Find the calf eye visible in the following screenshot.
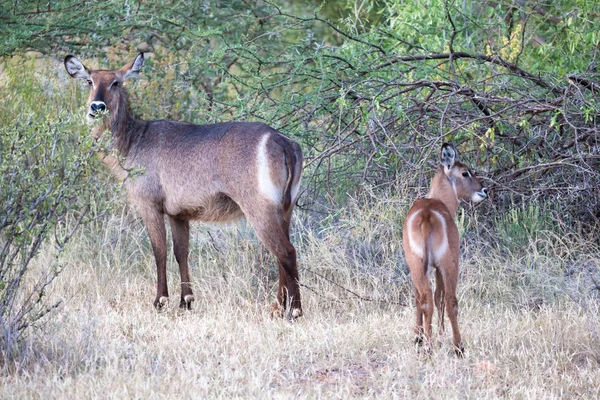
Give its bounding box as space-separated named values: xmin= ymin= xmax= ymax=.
xmin=462 ymin=171 xmax=470 ymax=177
xmin=112 ymin=81 xmax=120 ymax=88
xmin=86 ymin=79 xmax=92 ymax=86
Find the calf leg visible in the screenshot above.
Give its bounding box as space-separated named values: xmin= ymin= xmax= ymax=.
xmin=438 ymin=262 xmax=463 ymax=357
xmin=414 ymin=286 xmax=424 ymax=345
xmin=140 ymin=210 xmax=168 ymax=310
xmin=407 ymin=253 xmax=432 ymax=346
xmin=413 ymin=274 xmax=434 ymax=347
xmin=434 ymin=268 xmax=445 ymax=335
xmin=445 ymin=286 xmax=463 ymax=356
xmin=169 ymin=217 xmax=194 ymax=310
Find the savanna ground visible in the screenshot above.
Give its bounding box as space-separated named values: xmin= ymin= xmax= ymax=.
xmin=2 ymin=189 xmax=600 ymax=399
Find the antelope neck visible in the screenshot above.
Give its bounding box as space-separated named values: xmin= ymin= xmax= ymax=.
xmin=102 ymin=90 xmax=147 ymax=157
xmin=427 ymin=168 xmax=459 ymax=218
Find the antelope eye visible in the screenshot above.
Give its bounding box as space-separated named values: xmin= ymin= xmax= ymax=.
xmin=462 ymin=171 xmax=470 ymax=177
xmin=86 ymin=79 xmax=92 ymax=86
xmin=112 ymin=81 xmax=121 ymax=88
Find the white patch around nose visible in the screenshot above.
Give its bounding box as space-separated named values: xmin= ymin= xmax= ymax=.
xmin=407 ymin=209 xmax=424 ymax=259
xmin=88 ymin=101 xmax=107 ymax=118
xmin=472 ymin=192 xmax=487 ymax=202
xmin=431 ymin=210 xmax=449 ymax=261
xmin=257 ymin=134 xmax=283 ymax=204
xmin=90 ymin=101 xmax=105 ymax=109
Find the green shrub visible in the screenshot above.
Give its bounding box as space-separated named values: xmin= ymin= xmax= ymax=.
xmin=0 ymin=56 xmax=101 ymax=358
xmin=495 ymin=202 xmax=556 ymax=254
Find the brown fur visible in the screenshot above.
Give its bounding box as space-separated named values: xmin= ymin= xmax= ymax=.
xmin=65 ymin=53 xmax=304 ymax=318
xmin=402 ymin=143 xmax=487 ymax=356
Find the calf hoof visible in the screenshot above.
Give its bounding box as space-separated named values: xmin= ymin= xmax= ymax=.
xmin=180 ymin=294 xmax=195 ymax=310
xmin=153 ymin=296 xmax=169 ymax=310
xmin=271 ymin=303 xmax=283 ymax=319
xmin=414 ymin=335 xmax=424 ymax=346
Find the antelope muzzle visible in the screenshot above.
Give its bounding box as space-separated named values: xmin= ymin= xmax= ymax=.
xmin=89 ymin=101 xmax=107 ymax=118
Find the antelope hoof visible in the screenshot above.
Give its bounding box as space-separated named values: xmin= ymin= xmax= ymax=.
xmin=455 ymin=344 xmax=465 ymax=358
xmin=154 ymin=296 xmax=169 ymax=310
xmin=284 ymin=307 xmax=303 ymax=321
xmin=271 ymin=302 xmax=303 ymax=320
xmin=180 ymin=294 xmax=195 ymax=310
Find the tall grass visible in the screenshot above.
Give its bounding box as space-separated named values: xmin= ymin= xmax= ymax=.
xmin=1 ymin=184 xmax=599 ymax=398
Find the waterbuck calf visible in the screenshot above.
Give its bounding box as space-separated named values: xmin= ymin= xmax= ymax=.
xmin=403 ymin=143 xmax=487 ymax=355
xmin=65 ymin=53 xmax=303 ymax=318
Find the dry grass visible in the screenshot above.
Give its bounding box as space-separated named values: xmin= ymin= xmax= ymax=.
xmin=1 ymin=194 xmax=600 ymax=399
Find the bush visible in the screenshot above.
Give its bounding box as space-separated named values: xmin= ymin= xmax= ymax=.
xmin=0 ymin=57 xmax=99 ymax=358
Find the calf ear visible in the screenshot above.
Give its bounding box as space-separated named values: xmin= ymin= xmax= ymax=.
xmin=122 ymin=53 xmax=144 ymax=80
xmin=441 ymin=143 xmax=458 ymax=172
xmin=64 ymin=56 xmax=90 ymax=80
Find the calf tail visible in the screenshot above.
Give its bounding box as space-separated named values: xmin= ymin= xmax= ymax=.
xmin=420 ymin=218 xmax=432 ymax=273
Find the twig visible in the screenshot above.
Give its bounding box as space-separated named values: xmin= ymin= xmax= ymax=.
xmin=302 ymin=267 xmax=406 ymax=306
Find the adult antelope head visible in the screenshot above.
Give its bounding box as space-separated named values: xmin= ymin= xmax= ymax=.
xmin=65 ymin=53 xmax=143 ymax=133
xmin=65 ymin=53 xmax=304 ymax=319
xmin=402 ymin=143 xmax=487 ymax=356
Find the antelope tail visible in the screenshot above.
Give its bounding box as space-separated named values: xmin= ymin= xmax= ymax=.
xmin=282 ymin=145 xmax=296 ymax=210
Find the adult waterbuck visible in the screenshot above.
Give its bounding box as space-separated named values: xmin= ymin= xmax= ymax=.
xmin=403 ymin=143 xmax=487 ymax=356
xmin=64 ymin=53 xmax=304 ymax=318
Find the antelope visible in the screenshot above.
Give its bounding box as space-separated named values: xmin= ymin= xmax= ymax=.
xmin=402 ymin=143 xmax=487 ymax=356
xmin=64 ymin=53 xmax=304 ymax=319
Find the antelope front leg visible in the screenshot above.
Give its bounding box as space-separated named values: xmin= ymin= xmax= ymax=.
xmin=141 ymin=211 xmax=169 ymax=310
xmin=169 ymin=217 xmax=194 ymax=310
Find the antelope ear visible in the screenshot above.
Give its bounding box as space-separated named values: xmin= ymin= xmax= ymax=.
xmin=122 ymin=53 xmax=144 ymax=80
xmin=64 ymin=55 xmax=90 ymax=80
xmin=440 ymin=143 xmax=458 ymax=172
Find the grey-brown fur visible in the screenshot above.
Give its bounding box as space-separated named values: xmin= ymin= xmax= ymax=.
xmin=64 ymin=53 xmax=304 ymax=318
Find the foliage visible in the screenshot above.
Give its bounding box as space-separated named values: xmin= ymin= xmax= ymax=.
xmin=494 ymin=202 xmax=555 ymax=253
xmin=3 ymin=1 xmax=599 ymax=223
xmin=0 ymin=57 xmax=101 ymax=356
